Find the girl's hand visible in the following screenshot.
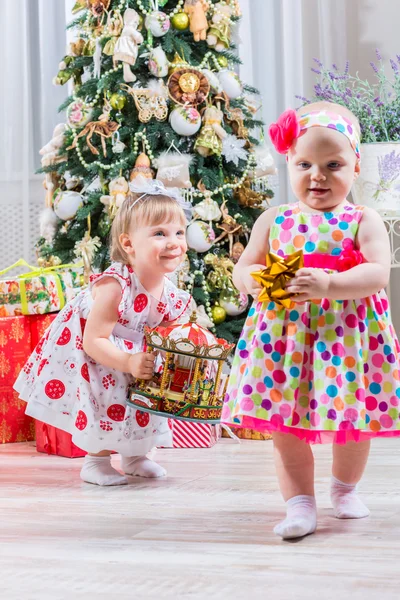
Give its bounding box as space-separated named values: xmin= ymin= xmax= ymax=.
xmin=242 ymin=264 xmax=266 ymax=300
xmin=128 ymin=352 xmax=156 ymax=379
xmin=286 ymin=268 xmax=330 ymax=302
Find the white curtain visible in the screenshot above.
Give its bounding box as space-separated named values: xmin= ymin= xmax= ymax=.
xmin=0 ymin=0 xmax=68 ymax=268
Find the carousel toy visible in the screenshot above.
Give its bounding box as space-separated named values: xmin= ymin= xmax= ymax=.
xmin=127 ymin=312 xmax=234 ymax=423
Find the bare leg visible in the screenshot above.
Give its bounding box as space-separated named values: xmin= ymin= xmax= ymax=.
xmin=331 ymin=440 xmax=371 ymax=518
xmin=272 ymin=432 xmax=317 ymax=539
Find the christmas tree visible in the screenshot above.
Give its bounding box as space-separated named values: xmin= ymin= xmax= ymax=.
xmin=38 ymin=0 xmax=275 ymax=342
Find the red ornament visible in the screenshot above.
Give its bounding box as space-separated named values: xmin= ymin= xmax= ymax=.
xmin=45 ymin=379 xmax=66 ymax=400
xmin=134 ymin=293 xmax=149 ymax=313
xmin=107 ymin=404 xmax=125 ymax=422
xmin=336 ymin=248 xmax=365 ymax=272
xmin=75 ymin=410 xmax=88 ymax=430
xmin=56 ymin=327 xmax=72 ymax=346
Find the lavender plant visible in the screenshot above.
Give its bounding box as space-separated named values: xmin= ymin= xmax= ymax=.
xmin=299 ymin=50 xmax=400 ymax=143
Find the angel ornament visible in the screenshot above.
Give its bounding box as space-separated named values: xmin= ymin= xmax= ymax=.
xmin=113 ymin=8 xmax=144 ymax=82
xmin=194 ymin=104 xmax=226 ymax=157
xmin=193 ymin=183 xmax=222 ymax=223
xmin=213 ymin=200 xmax=243 ymax=257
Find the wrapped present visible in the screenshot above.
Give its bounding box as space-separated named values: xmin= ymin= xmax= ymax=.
xmin=29 ymin=313 xmax=58 ymax=350
xmin=0 ymin=258 xmax=83 ymax=316
xmin=222 ymin=427 xmax=272 ymax=440
xmin=0 ymin=315 xmax=35 ymax=443
xmin=163 ymin=420 xmax=221 ymax=448
xmin=35 ymin=421 xmax=86 ymax=458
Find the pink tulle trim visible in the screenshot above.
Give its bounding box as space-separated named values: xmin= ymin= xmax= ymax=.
xmin=223 ymin=416 xmax=400 ymax=445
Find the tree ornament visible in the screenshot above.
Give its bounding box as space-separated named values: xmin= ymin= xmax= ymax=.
xmin=129 ymin=153 xmax=155 ymax=181
xmin=202 ymin=69 xmax=223 ymax=94
xmin=166 ymin=254 xmax=191 ymax=288
xmin=110 ymin=91 xmax=126 ymax=111
xmin=145 ymin=11 xmax=171 ymax=37
xmin=218 ymin=69 xmax=243 ymax=99
xmin=98 ymin=212 xmax=112 ymax=237
xmin=217 ymin=55 xmax=228 ymax=68
xmin=211 ymin=304 xmax=226 ymax=324
xmin=53 ymin=190 xmax=83 ymax=221
xmin=194 ymin=105 xmax=227 ymax=157
xmin=69 ymin=38 xmax=86 ymax=56
xmin=219 ymin=288 xmax=248 ymax=316
xmin=68 ymin=115 xmax=120 ymax=157
xmin=184 ymin=0 xmax=209 ymax=42
xmin=235 ymin=179 xmax=270 ymax=208
xmin=103 ymin=10 xmax=124 ymax=56
xmin=66 ymin=99 xmax=94 ymax=129
xmin=171 ymin=11 xmax=190 ymax=30
xmin=155 ymin=151 xmax=193 ymax=189
xmin=204 ymin=253 xmax=234 ymax=292
xmin=231 ymin=241 xmax=245 ymax=263
xmin=86 ymin=0 xmax=110 ymax=18
xmin=222 ymin=133 xmax=248 ymax=166
xmin=251 ymin=144 xmax=277 ymax=178
xmin=123 ymin=80 xmax=168 ymax=122
xmin=186 ymin=221 xmax=216 ymax=253
xmin=207 ymin=1 xmax=234 ymax=52
xmin=168 ymin=52 xmax=189 ymax=75
xmin=114 ymin=9 xmax=144 ymax=83
xmin=169 ymin=106 xmax=202 ymax=136
xmin=72 ymin=0 xmax=86 ymax=14
xmin=193 ymin=184 xmax=222 ymax=221
xmin=100 ymin=176 xmax=129 ymax=218
xmin=212 ymin=200 xmax=243 ymax=256
xmin=168 ymin=68 xmax=210 ymax=106
xmin=111 ymin=130 xmax=126 ymax=154
xmin=148 ymin=46 xmax=169 ymax=78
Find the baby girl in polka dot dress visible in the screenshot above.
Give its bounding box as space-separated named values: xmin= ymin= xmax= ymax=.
xmin=223 ymin=101 xmax=400 ymax=539
xmin=15 ymin=181 xmax=191 ymax=486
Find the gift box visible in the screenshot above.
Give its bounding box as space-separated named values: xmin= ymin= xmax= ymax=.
xmin=35 ymin=420 xmax=86 ymax=458
xmin=164 ymin=420 xmax=221 ymax=448
xmin=0 ymin=258 xmax=83 ymax=317
xmin=29 ymin=313 xmax=57 ymax=350
xmin=0 ymin=315 xmax=35 ymax=443
xmin=222 ymin=427 xmax=272 ymax=440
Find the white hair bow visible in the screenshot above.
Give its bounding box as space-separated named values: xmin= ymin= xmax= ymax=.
xmin=128 ymin=176 xmax=193 ymax=219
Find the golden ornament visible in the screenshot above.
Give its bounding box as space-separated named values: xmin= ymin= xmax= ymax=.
xmin=211 ymin=305 xmax=227 ymax=325
xmin=217 ymin=55 xmax=228 ymax=68
xmin=251 ymin=251 xmax=304 ymax=308
xmin=171 ymin=12 xmax=190 ymax=30
xmin=129 ymin=153 xmax=155 ymax=181
xmin=168 ymin=53 xmax=189 ymax=75
xmin=231 ymin=242 xmax=245 ymax=263
xmin=110 ymin=92 xmax=126 ymax=111
xmin=179 ymin=72 xmax=201 ymax=93
xmin=122 ymin=84 xmax=168 ymax=123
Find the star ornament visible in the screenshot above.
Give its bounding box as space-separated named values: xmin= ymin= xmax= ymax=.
xmin=251 ymin=250 xmax=304 ymax=308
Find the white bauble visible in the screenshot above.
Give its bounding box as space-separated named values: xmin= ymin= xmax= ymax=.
xmin=145 ymin=11 xmax=170 ymax=37
xmin=53 ymin=191 xmax=83 ymax=220
xmin=202 ymin=69 xmax=223 ymax=94
xmin=218 ymin=69 xmax=243 ymax=99
xmin=148 ymin=46 xmax=169 ymax=77
xmin=219 ymin=291 xmax=249 ymax=316
xmin=169 ymin=106 xmax=202 ymax=136
xmin=186 ymin=221 xmax=216 ymax=253
xmin=66 ymin=99 xmax=93 ymax=129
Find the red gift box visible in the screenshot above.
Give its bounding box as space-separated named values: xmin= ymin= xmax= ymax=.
xmin=164 ymin=420 xmax=221 ymax=448
xmin=0 ymin=316 xmax=35 ymax=443
xmin=29 ymin=313 xmax=57 ymax=350
xmin=35 ymin=420 xmax=86 ymax=458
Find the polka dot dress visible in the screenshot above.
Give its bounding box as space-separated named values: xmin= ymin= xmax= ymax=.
xmin=222 ymin=203 xmax=400 ymax=444
xmin=14 ymin=263 xmax=191 ymax=454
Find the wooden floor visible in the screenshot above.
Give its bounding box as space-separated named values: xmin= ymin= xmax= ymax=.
xmin=1 ymin=439 xmax=400 ymax=600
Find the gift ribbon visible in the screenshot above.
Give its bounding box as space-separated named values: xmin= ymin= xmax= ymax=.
xmin=0 ymin=258 xmax=83 ymax=315
xmin=251 ymin=250 xmax=304 ymax=309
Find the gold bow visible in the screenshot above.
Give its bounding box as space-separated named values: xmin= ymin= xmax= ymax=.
xmin=251 ymin=250 xmax=304 ymax=308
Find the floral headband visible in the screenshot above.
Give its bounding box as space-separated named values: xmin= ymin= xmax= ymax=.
xmin=269 ymin=109 xmax=361 ymax=162
xmin=128 ymin=176 xmax=193 ymax=219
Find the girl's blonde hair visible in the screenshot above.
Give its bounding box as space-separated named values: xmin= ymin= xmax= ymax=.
xmin=110 ymin=192 xmax=187 ymax=264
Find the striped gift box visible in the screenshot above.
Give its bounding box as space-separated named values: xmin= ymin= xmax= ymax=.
xmin=167 ymin=421 xmax=221 ymax=448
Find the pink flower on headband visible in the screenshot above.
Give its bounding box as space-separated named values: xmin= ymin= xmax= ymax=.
xmin=269 ymin=109 xmax=300 ymax=154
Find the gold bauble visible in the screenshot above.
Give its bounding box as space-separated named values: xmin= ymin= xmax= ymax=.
xmin=211 ymin=305 xmax=227 ymax=325
xmin=110 ymin=92 xmax=126 ymax=111
xmin=179 ymin=72 xmax=200 ymax=93
xmin=217 ymin=56 xmax=229 ymax=68
xmin=37 ymin=257 xmax=46 ymax=268
xmin=168 ymin=53 xmax=189 ymax=75
xmin=171 ymin=12 xmax=190 ymax=30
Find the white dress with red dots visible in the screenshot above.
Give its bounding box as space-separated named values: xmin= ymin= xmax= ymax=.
xmin=14 ymin=262 xmax=191 ymax=454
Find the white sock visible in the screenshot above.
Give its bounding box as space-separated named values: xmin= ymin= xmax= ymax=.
xmin=274 ymin=495 xmax=317 ymax=540
xmin=121 ymin=456 xmax=167 ymax=478
xmin=331 ymin=476 xmax=370 ymax=519
xmin=80 ymin=455 xmax=128 ymax=486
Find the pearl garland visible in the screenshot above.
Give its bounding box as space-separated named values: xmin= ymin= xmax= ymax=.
xmin=186 ymin=269 xmax=217 ymax=333
xmin=210 ymin=0 xmax=242 ymax=18
xmin=132 ymin=131 xmax=155 ymax=162
xmin=168 ymin=51 xmax=225 ymax=72
xmin=72 ymin=64 xmax=123 ymax=109
xmin=136 ymin=0 xmax=185 ymax=17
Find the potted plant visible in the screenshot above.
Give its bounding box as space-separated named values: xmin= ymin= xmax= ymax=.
xmin=300 ymin=50 xmax=400 ymax=215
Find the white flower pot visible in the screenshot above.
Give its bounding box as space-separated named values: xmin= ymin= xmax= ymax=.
xmin=352 ymin=142 xmax=400 ymax=215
